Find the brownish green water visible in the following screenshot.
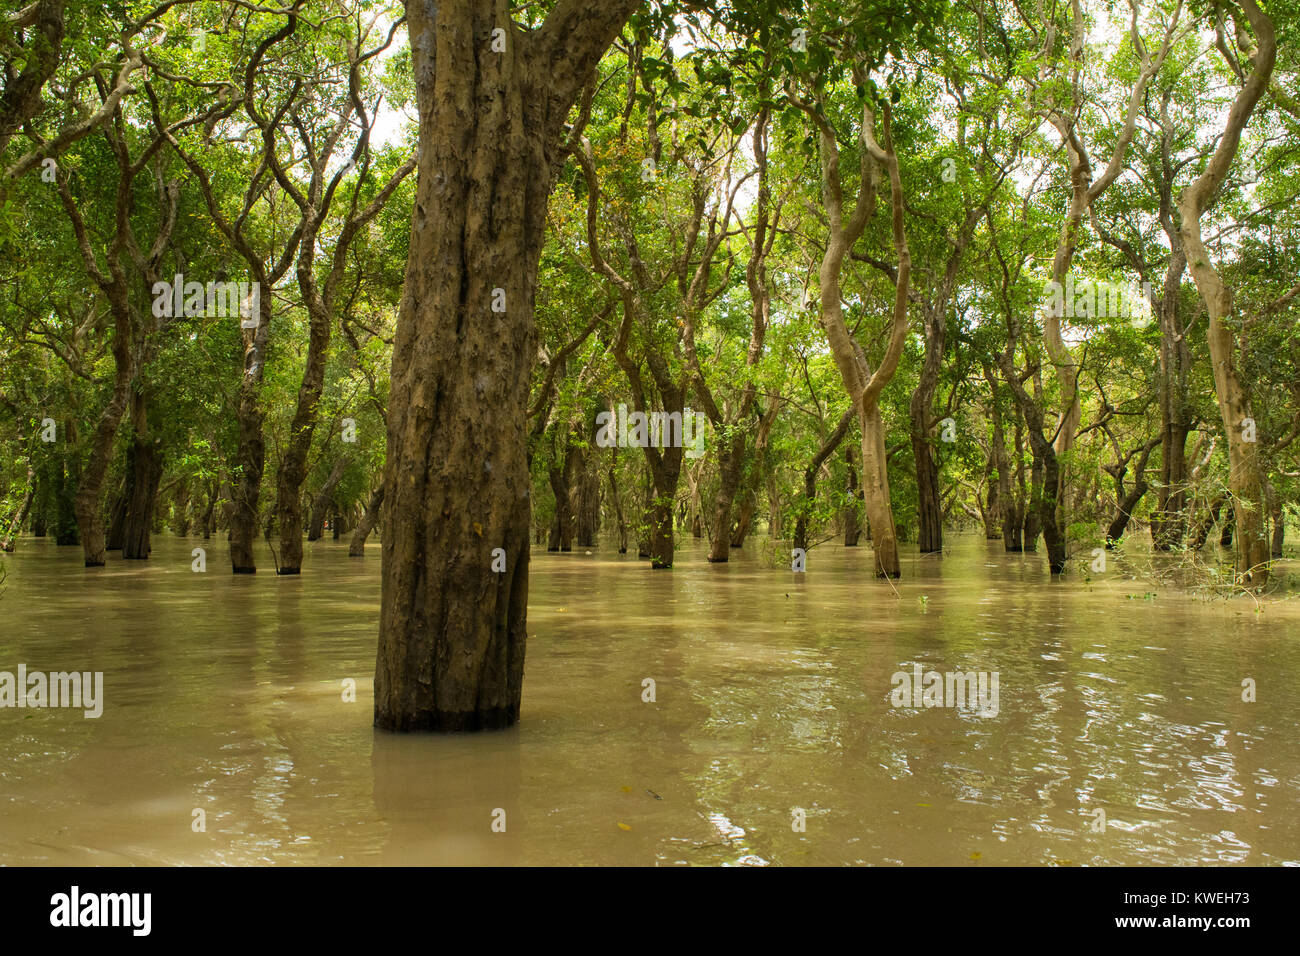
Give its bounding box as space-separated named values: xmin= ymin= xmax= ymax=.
xmin=1 ymin=534 xmax=1298 ymax=865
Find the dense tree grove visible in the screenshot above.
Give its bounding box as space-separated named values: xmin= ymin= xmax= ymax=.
xmin=2 ymin=0 xmax=1298 ymax=729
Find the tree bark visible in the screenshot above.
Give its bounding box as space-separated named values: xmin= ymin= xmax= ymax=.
xmin=306 ymin=455 xmax=349 ymax=544
xmin=794 ymin=407 xmax=854 ymax=553
xmin=375 ymin=0 xmax=641 ymax=732
xmin=843 ymin=445 xmax=861 ymax=546
xmin=1177 ymin=0 xmax=1275 ymax=585
xmin=0 ymin=466 xmax=34 ymax=552
xmin=121 ymin=390 xmax=163 ymax=560
xmin=349 ymin=486 xmax=384 ymax=556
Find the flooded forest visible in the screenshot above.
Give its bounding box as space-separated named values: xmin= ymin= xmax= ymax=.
xmin=2 ymin=0 xmax=1299 ymax=868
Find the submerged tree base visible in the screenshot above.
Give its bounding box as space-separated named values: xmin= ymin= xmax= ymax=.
xmin=375 ymin=705 xmax=520 ymax=733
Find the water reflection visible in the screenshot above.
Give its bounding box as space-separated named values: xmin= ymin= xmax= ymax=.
xmin=0 ymin=533 xmax=1297 ymax=865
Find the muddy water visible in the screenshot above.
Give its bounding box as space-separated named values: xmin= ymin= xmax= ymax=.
xmin=1 ymin=533 xmax=1298 ymax=866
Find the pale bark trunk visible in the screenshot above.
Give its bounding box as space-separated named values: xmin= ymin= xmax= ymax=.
xmin=1177 ymin=0 xmax=1274 ymax=584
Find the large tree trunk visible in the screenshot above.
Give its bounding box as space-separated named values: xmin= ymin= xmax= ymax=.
xmin=229 ymin=316 xmax=269 ymax=572
xmin=121 ymin=391 xmax=163 ymax=560
xmin=708 ymin=434 xmax=747 ymax=560
xmin=74 ymin=334 xmax=132 ymax=565
xmin=349 ymin=486 xmax=384 ymax=556
xmin=374 ymin=0 xmax=639 ymax=732
xmin=1177 ymin=0 xmax=1275 ymax=585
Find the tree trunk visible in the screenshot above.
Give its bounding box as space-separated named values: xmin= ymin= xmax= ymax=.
xmin=349 ymin=486 xmax=384 ymax=556
xmin=201 ymin=480 xmax=217 ymax=539
xmin=607 ymin=463 xmax=628 ymax=554
xmin=910 ymin=303 xmax=944 ymax=553
xmin=1105 ymin=441 xmax=1156 ymax=547
xmin=0 ymin=467 xmax=34 ymax=552
xmin=1152 ymin=252 xmax=1192 ymax=550
xmin=1177 ymin=0 xmax=1275 ymax=585
xmin=74 ymin=348 xmax=132 ymax=565
xmin=51 ymin=425 xmax=80 ymax=546
xmin=732 ymin=492 xmax=756 ymax=548
xmin=105 ymin=483 xmax=127 ymax=551
xmin=171 ymin=479 xmax=191 ymax=536
xmin=794 ymin=407 xmax=853 ymax=553
xmin=374 ymin=0 xmax=639 ymax=732
xmin=121 ymin=391 xmax=163 ymax=560
xmin=306 ymin=456 xmax=349 ymax=545
xmin=574 ymin=448 xmax=599 ymax=547
xmin=843 ymin=445 xmax=861 ymax=546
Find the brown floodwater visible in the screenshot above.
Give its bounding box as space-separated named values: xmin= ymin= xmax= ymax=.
xmin=1 ymin=532 xmax=1298 ymax=866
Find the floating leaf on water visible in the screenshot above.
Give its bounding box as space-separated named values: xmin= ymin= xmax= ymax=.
xmin=617 ymin=822 xmax=632 ymax=831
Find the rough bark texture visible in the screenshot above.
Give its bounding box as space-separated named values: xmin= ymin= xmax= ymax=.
xmin=375 ymin=0 xmax=641 ymax=732
xmin=121 ymin=391 xmax=163 ymax=560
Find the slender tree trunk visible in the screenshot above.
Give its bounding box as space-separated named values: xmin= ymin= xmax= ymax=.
xmin=53 ymin=423 xmax=80 ymax=545
xmin=844 ymin=445 xmax=861 ymax=546
xmin=1177 ymin=0 xmax=1275 ymax=584
xmin=574 ymin=448 xmax=599 ymax=547
xmin=349 ymin=486 xmax=384 ymax=556
xmin=607 ymin=463 xmax=628 ymax=554
xmin=307 ymin=456 xmax=349 ymax=543
xmin=374 ymin=0 xmax=640 ymax=731
xmin=1152 ymin=252 xmax=1191 ymax=549
xmin=794 ymin=407 xmax=853 ymax=553
xmin=910 ymin=304 xmax=944 ymax=553
xmin=0 ymin=467 xmax=34 ymax=552
xmin=1105 ymin=441 xmax=1156 ymax=546
xmin=1192 ymin=497 xmax=1225 ymax=551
